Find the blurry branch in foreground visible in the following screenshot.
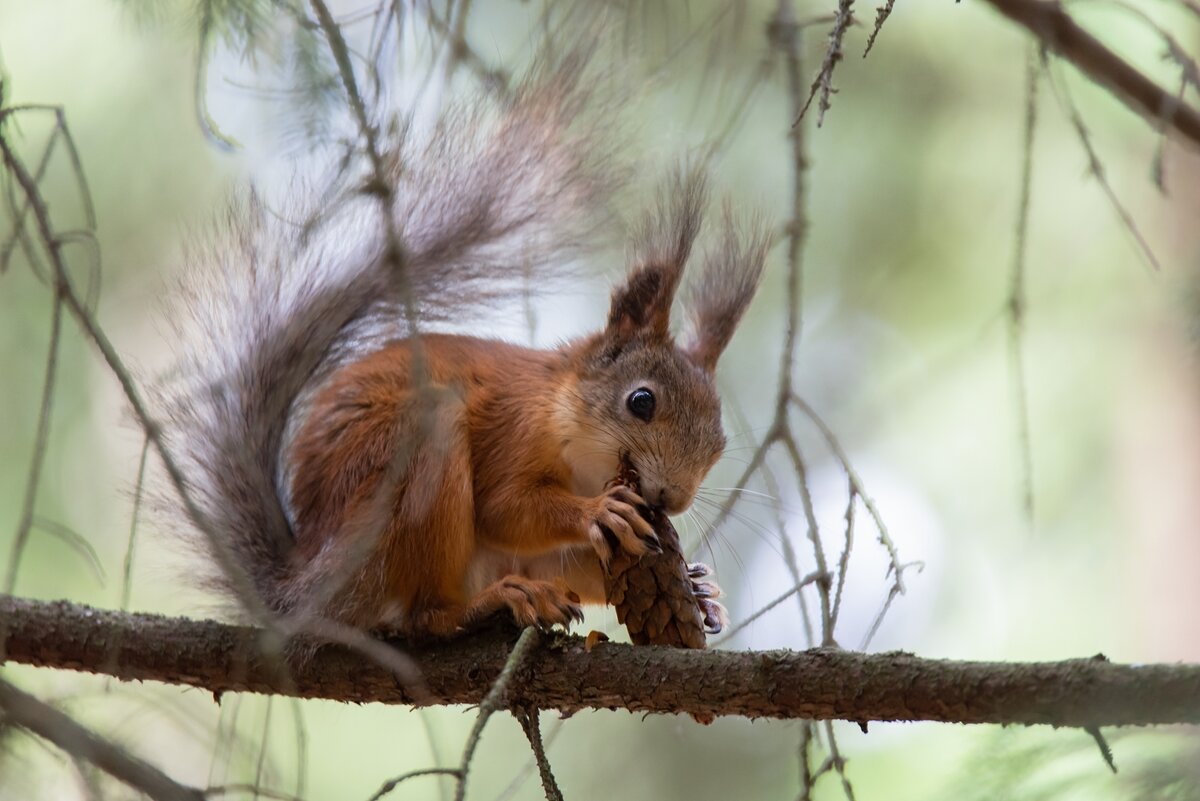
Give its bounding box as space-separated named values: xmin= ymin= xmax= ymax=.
xmin=982 ymin=0 xmax=1200 ymax=148
xmin=810 ymin=0 xmax=1200 ymax=150
xmin=4 ymin=596 xmax=1200 ymax=728
xmin=0 ymin=677 xmax=208 ymax=801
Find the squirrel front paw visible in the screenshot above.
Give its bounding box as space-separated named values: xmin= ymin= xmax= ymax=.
xmin=586 ymin=484 xmax=662 ymax=564
xmin=688 ymin=562 xmax=729 ymax=635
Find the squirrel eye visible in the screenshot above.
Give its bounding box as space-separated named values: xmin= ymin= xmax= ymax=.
xmin=626 ymin=387 xmax=656 ymax=422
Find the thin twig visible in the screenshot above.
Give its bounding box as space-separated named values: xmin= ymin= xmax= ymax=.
xmin=691 ymin=0 xmax=817 ymax=563
xmin=308 ymin=0 xmax=427 ymax=388
xmin=776 ymin=0 xmax=810 ymax=357
xmin=431 ymin=0 xmax=508 ymax=93
xmin=756 ymin=438 xmax=816 ymax=647
xmin=490 ymin=717 xmax=566 ymax=801
xmin=30 ymin=517 xmax=105 ymax=585
xmin=795 ymin=0 xmax=854 ymax=127
xmin=252 ymin=696 xmax=274 ymax=801
xmin=863 ymin=0 xmax=897 ymax=57
xmin=829 ymin=481 xmax=857 ymax=633
xmin=796 ymin=720 xmax=816 ymax=801
xmin=1008 ymin=49 xmax=1039 ymax=526
xmin=1045 ymin=62 xmax=1161 ymax=271
xmin=454 ymin=627 xmax=541 ymax=801
xmin=287 ymin=698 xmax=308 ymax=801
xmin=193 ymin=0 xmax=240 ymax=151
xmin=712 ymin=569 xmax=823 ymax=647
xmin=5 ymin=290 xmax=63 ymax=594
xmin=205 ymin=784 xmax=301 ymax=801
xmin=516 ymin=708 xmax=564 ymax=801
xmin=858 ymin=559 xmax=923 ymax=651
xmin=822 ymin=719 xmax=856 ymax=800
xmin=793 ymin=395 xmax=907 ymax=587
xmin=120 ymin=435 xmax=151 ymax=611
xmin=366 ymin=768 xmax=461 ymax=801
xmin=309 ymin=0 xmax=387 ymax=182
xmin=416 ymin=710 xmax=450 ymax=801
xmin=0 ymin=115 xmax=60 ymax=275
xmin=208 ymin=695 xmax=243 ymax=792
xmin=1085 ymin=725 xmax=1118 ymax=774
xmin=780 ymin=436 xmax=834 ymax=646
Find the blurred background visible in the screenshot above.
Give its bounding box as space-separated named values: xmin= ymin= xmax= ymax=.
xmin=3 ymin=0 xmax=1200 ymax=799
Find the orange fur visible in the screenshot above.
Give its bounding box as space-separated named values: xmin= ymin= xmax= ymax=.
xmin=288 ymin=335 xmax=614 ymax=634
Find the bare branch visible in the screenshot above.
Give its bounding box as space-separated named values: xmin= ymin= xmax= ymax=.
xmin=983 ymin=0 xmax=1200 ymax=148
xmin=0 ymin=676 xmax=204 ymax=801
xmin=4 ymin=597 xmax=1200 ymax=726
xmin=863 ymin=0 xmax=897 ymax=57
xmin=796 ymin=0 xmax=855 ymax=127
xmin=516 ymin=708 xmax=564 ymax=801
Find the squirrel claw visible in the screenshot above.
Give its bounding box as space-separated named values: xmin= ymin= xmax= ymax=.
xmin=700 ymin=599 xmax=728 ymax=635
xmin=688 ymin=567 xmax=727 ymax=635
xmin=688 ymin=565 xmax=723 ymax=600
xmin=588 ymin=485 xmax=659 ymax=561
xmin=493 ymin=577 xmax=582 ymax=631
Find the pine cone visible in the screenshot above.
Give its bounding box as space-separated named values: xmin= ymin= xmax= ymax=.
xmin=602 ymin=464 xmax=725 ymax=650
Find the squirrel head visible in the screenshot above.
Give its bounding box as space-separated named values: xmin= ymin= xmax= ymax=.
xmin=561 ymin=169 xmax=769 ymax=515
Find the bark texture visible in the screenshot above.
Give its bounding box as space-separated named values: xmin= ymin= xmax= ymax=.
xmin=3 ymin=596 xmax=1200 ymax=726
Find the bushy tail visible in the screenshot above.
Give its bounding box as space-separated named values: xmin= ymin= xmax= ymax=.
xmin=154 ymin=53 xmax=618 ymax=618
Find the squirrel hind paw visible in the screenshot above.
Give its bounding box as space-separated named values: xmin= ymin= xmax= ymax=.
xmin=491 ymin=577 xmax=584 ymax=630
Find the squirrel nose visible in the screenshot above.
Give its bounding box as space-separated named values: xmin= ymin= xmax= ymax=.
xmin=652 ymin=485 xmax=688 ymax=515
xmin=641 ymin=485 xmax=666 ymax=509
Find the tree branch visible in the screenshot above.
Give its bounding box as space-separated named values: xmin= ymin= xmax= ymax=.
xmin=982 ymin=0 xmax=1200 ymax=148
xmin=3 ymin=596 xmax=1199 ymax=727
xmin=0 ymin=676 xmax=204 ymax=801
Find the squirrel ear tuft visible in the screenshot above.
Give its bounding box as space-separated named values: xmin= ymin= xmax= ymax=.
xmin=605 ymin=165 xmax=708 ymax=345
xmin=685 ymin=203 xmax=770 ymax=373
xmin=606 ymin=262 xmax=684 ymax=342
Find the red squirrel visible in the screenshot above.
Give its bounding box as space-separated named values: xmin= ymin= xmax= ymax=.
xmin=156 ymin=56 xmax=767 ymax=639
